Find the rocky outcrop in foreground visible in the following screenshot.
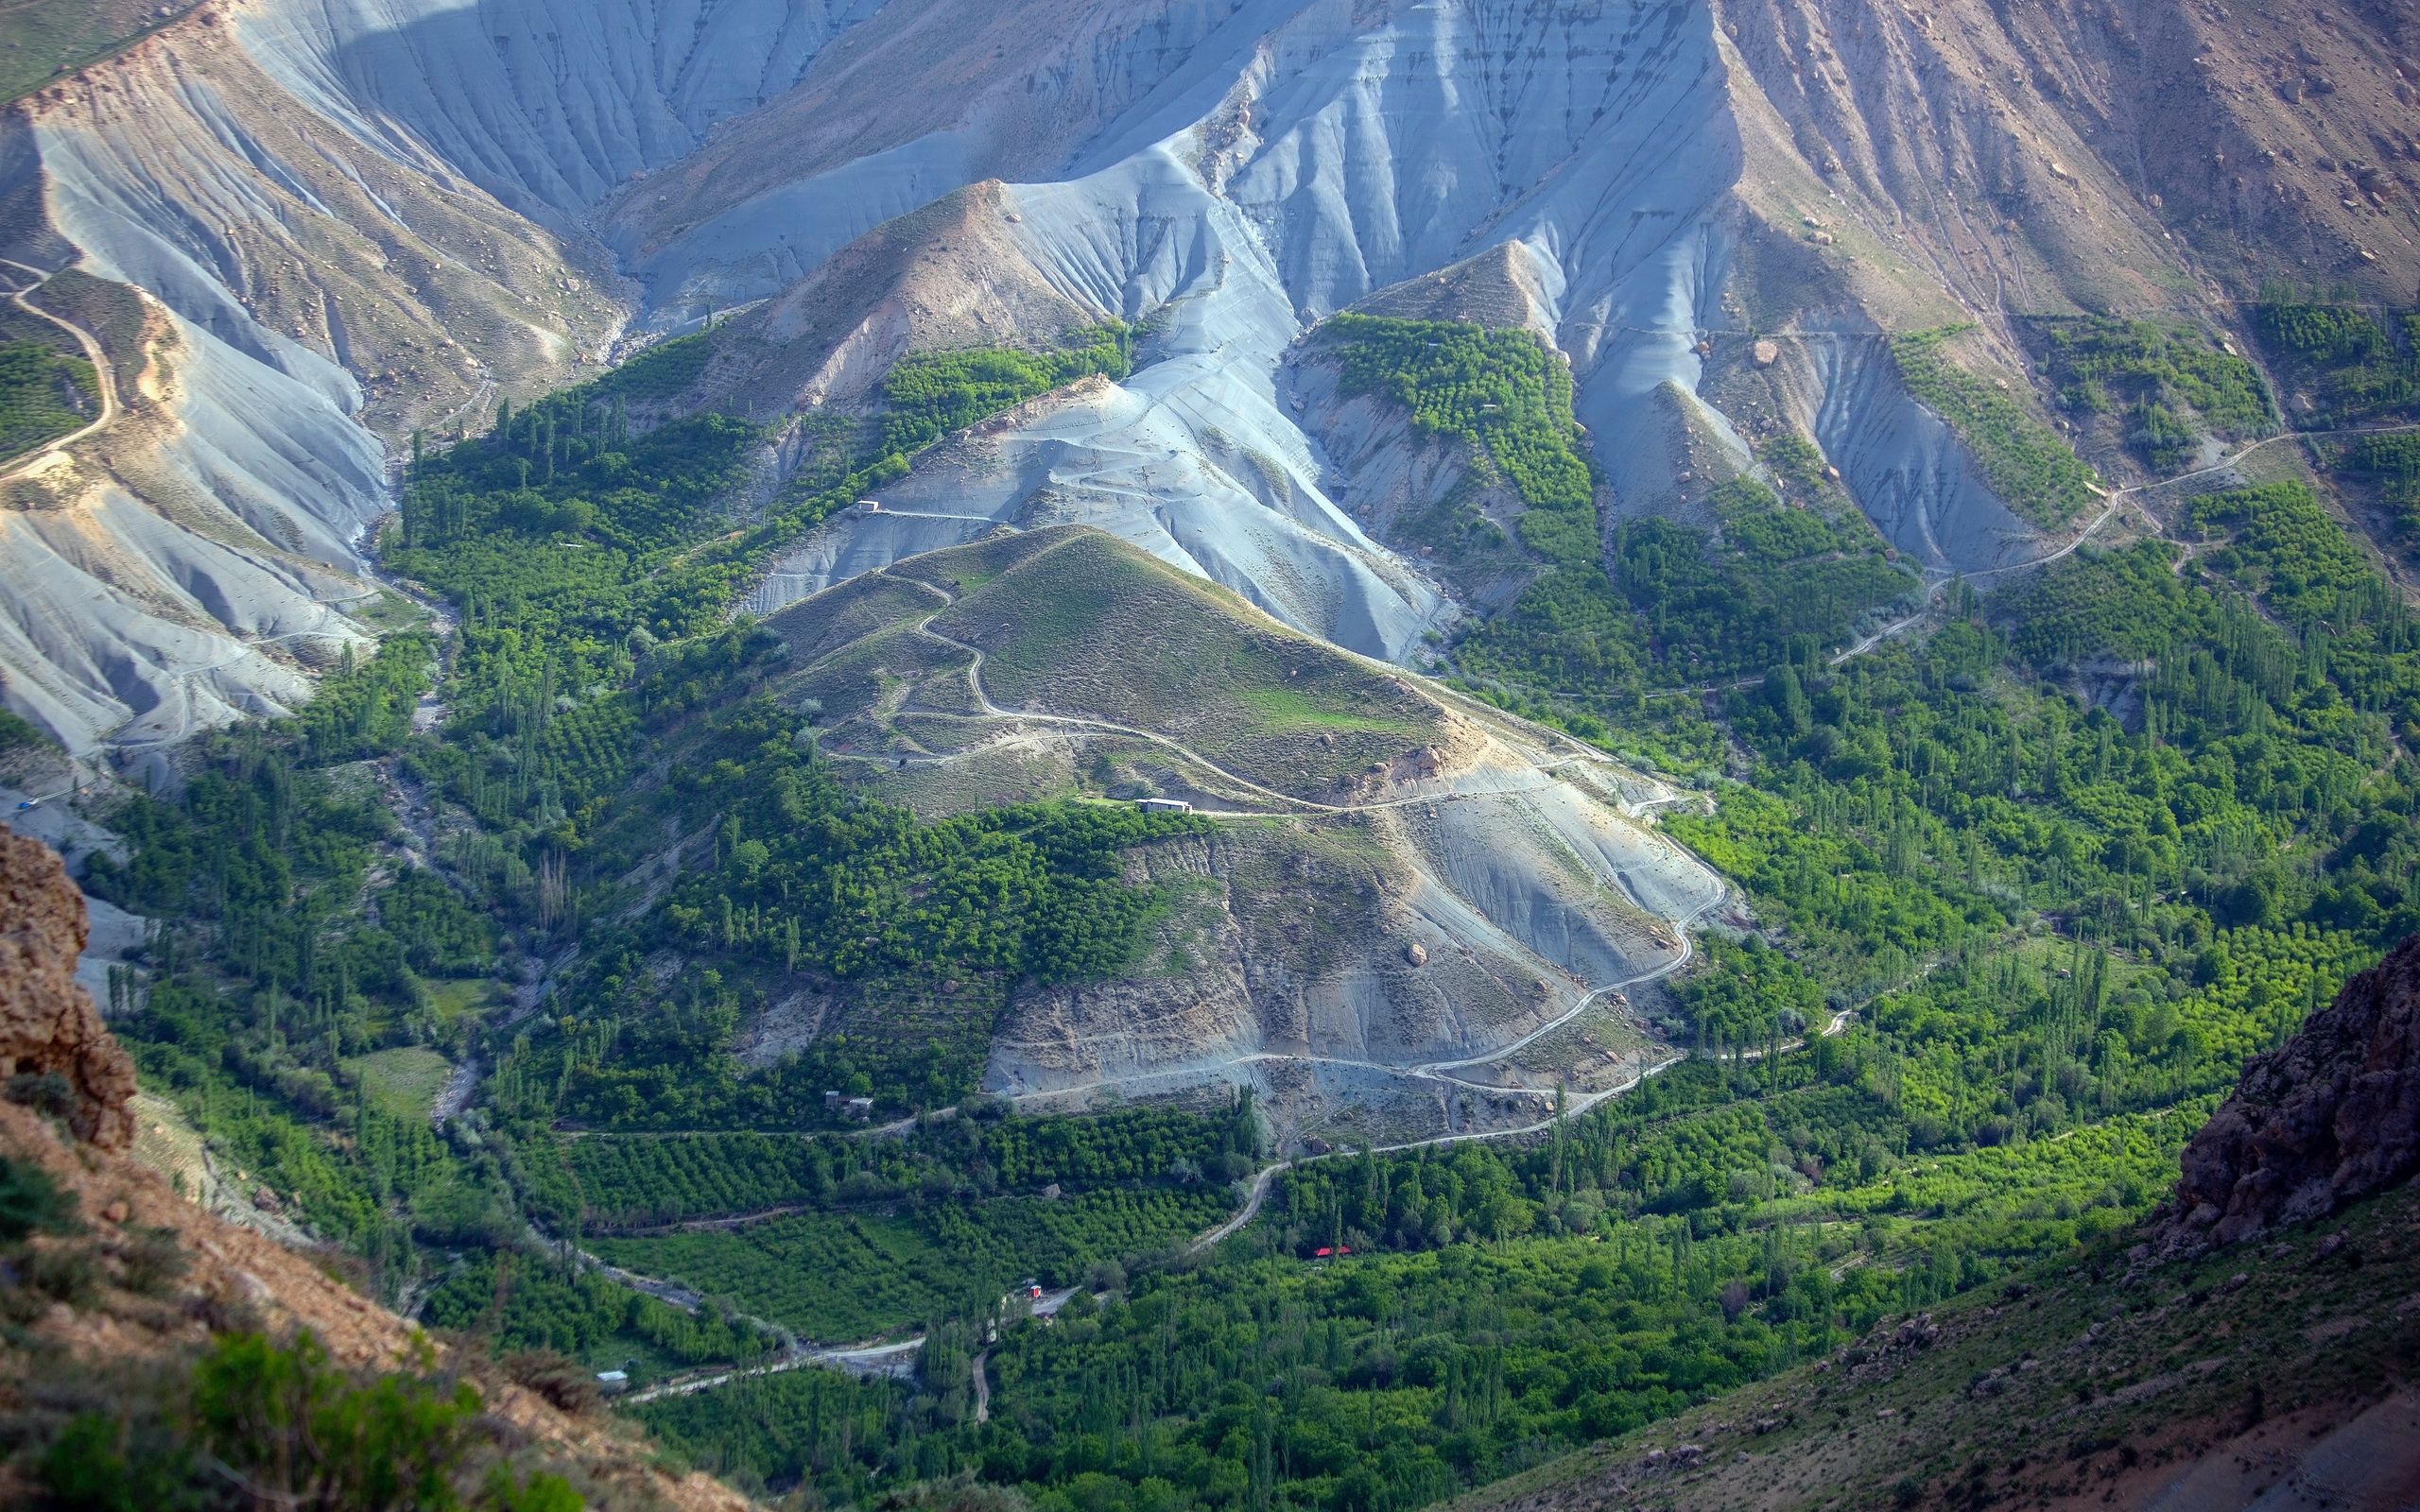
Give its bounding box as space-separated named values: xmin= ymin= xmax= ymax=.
xmin=0 ymin=830 xmax=134 ymax=1148
xmin=2160 ymin=932 xmax=2420 ymax=1252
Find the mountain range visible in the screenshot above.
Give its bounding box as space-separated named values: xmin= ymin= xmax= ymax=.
xmin=0 ymin=2 xmax=2416 ymax=1509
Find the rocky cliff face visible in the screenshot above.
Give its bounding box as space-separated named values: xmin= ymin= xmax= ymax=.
xmin=0 ymin=830 xmax=134 ymax=1149
xmin=2159 ymin=931 xmax=2420 ymax=1253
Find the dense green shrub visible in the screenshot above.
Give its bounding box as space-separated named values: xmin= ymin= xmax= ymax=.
xmin=37 ymin=1331 xmax=584 ymax=1511
xmin=564 ymin=1103 xmax=1257 ymax=1228
xmin=590 ymin=1187 xmax=1231 ymax=1341
xmin=2250 ymin=291 xmax=2420 ymax=427
xmin=879 ymin=326 xmax=1131 ymax=459
xmin=0 ymin=336 xmax=97 ymax=461
xmin=419 ymin=1252 xmax=769 ymax=1376
xmin=1322 ymin=317 xmax=1911 ymax=767
xmin=2025 ymin=316 xmax=2273 ymax=472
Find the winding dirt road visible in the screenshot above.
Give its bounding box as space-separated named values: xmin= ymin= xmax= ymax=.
xmin=625 ymin=1336 xmax=925 ymax=1405
xmin=907 ymin=603 xmax=1379 ymax=816
xmin=881 ymin=562 xmax=1702 ymax=829
xmin=0 ymin=257 xmax=117 ymax=482
xmin=1664 ymin=417 xmax=2420 ymax=698
xmin=855 ymin=559 xmax=1726 ymax=1127
xmin=1008 ymin=880 xmax=1720 ymax=1124
xmin=599 ymin=963 xmax=1851 ymax=1408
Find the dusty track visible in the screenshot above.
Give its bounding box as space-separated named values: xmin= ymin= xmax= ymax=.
xmin=908 ymin=604 xmax=1390 ymax=816
xmin=1000 ymin=887 xmax=1720 ymax=1120
xmin=597 ymin=955 xmax=1862 ymax=1408
xmin=0 ymin=257 xmax=117 ymax=481
xmin=879 ymin=563 xmax=1698 ymax=822
xmin=837 ymin=564 xmax=1729 ymax=1134
xmin=625 ymin=1336 xmax=925 ymax=1405
xmin=1661 ymin=419 xmax=2420 ymax=700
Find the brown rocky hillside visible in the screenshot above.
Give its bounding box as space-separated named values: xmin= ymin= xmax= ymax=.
xmin=2158 ymin=931 xmax=2420 ymax=1256
xmin=1720 ymin=0 xmax=2420 ymax=318
xmin=1453 ymin=935 xmax=2420 ymax=1512
xmin=0 ymin=828 xmax=134 ymax=1149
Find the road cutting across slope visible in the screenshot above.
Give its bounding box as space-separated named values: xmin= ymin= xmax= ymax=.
xmin=1655 ymin=419 xmax=2420 ymax=699
xmin=1008 ymin=886 xmax=1720 ymax=1117
xmin=0 ymin=258 xmax=118 ymax=481
xmin=595 ymin=940 xmax=1874 ymax=1409
xmin=880 ymin=562 xmax=1703 ymax=821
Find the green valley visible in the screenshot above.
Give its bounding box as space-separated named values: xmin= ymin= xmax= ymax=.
xmin=25 ymin=238 xmax=2420 ymax=1512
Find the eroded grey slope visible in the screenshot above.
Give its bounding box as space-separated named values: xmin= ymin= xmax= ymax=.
xmin=742 ymin=0 xmax=2048 ymax=651
xmin=0 ymin=0 xmax=860 ymax=752
xmin=4 ymin=0 xmax=2187 ymax=763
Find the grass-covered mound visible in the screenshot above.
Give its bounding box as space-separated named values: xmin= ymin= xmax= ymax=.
xmin=56 ymin=320 xmax=1223 ymax=1412
xmin=934 ymin=530 xmax=1450 ymax=788
xmin=773 ymin=525 xmax=1458 ymax=801
xmin=0 ymin=0 xmax=188 ymax=106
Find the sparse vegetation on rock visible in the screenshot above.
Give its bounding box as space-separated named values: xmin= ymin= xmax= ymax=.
xmin=1890 ymin=328 xmax=2101 ymax=527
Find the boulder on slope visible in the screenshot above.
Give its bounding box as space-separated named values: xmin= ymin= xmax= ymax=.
xmin=0 ymin=829 xmax=134 ymax=1148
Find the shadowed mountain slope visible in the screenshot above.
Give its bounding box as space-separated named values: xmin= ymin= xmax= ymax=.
xmin=1459 ymin=933 xmax=2420 ymax=1512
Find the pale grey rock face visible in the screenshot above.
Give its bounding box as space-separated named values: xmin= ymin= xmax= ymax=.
xmin=737 ymin=0 xmax=1755 ymax=653
xmin=238 ymin=0 xmax=858 ymax=226
xmin=1803 ymin=333 xmax=2043 ymax=576
xmin=3 ymin=0 xmax=2047 ymax=764
xmin=0 ymin=306 xmax=382 ymax=759
xmin=748 ymin=142 xmax=1456 ymax=661
xmin=0 ymin=0 xmax=854 ymax=754
xmin=629 ymin=132 xmax=985 ymax=327
xmin=750 ymin=0 xmax=2033 ymax=656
